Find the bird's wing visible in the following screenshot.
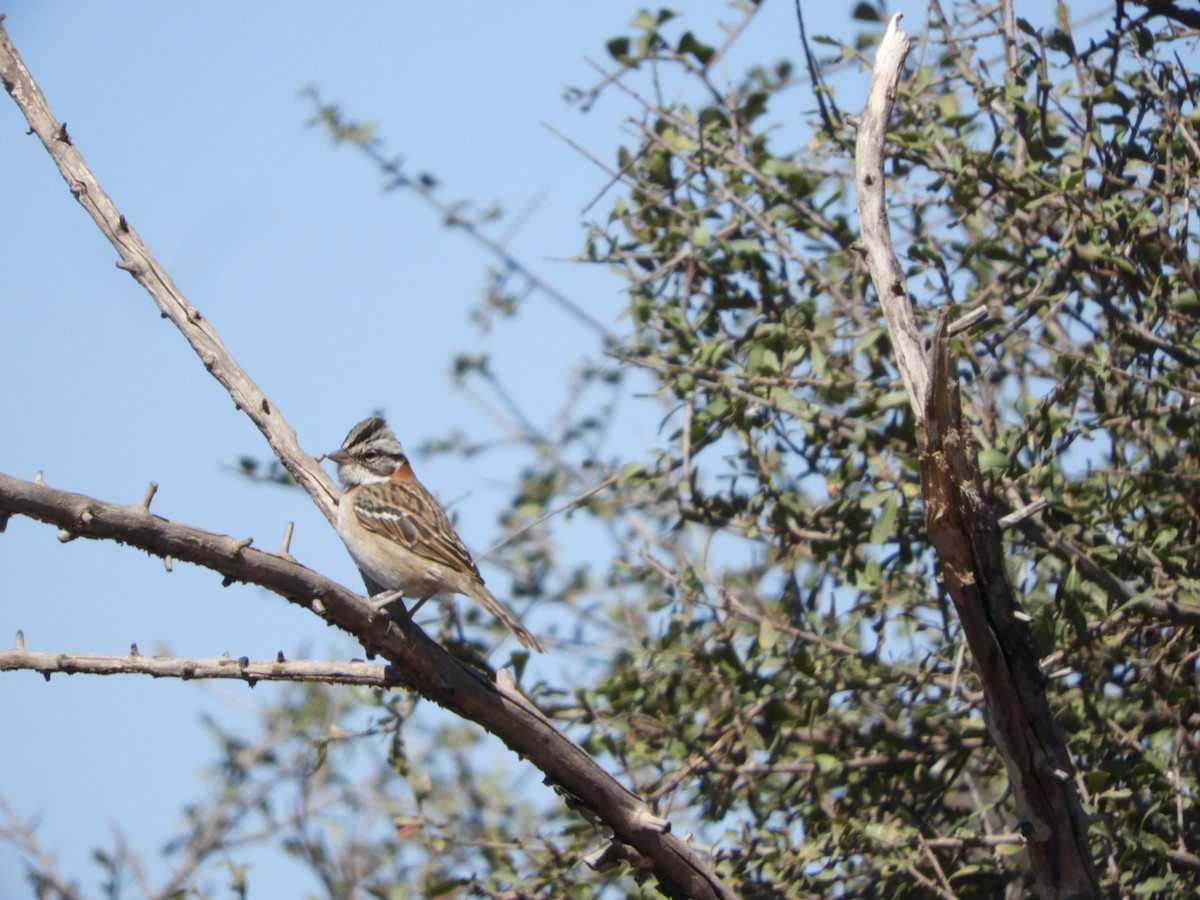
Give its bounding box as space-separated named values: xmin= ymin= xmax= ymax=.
xmin=353 ymin=479 xmax=483 ymax=579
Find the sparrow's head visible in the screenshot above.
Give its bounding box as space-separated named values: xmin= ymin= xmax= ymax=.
xmin=327 ymin=416 xmax=407 ymax=487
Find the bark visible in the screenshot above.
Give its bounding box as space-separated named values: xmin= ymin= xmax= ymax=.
xmin=0 ymin=469 xmax=734 ymax=899
xmin=0 ymin=20 xmax=735 ymax=899
xmin=852 ymin=14 xmax=1101 ymax=899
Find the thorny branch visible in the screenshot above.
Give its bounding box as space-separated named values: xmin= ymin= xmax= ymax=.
xmin=0 ymin=19 xmax=734 ymax=900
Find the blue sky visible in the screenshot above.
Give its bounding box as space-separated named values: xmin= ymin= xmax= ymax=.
xmin=0 ymin=2 xmax=1113 ymax=895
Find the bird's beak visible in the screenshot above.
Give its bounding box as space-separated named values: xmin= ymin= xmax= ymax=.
xmin=326 ymin=449 xmax=350 ymax=464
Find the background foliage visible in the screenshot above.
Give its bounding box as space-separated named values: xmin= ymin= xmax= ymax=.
xmin=6 ymin=1 xmax=1199 ymax=897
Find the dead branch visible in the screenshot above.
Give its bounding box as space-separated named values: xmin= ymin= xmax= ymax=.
xmin=0 ymin=645 xmax=400 ymax=687
xmin=0 ymin=18 xmax=734 ymax=892
xmin=0 ymin=22 xmax=338 ymax=522
xmin=0 ymin=468 xmax=730 ymax=899
xmin=852 ymin=13 xmax=1100 ymax=899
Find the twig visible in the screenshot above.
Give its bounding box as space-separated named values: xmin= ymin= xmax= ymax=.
xmin=0 ymin=647 xmax=400 ymax=687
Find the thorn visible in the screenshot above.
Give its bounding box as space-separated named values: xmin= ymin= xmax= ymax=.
xmin=57 ymin=529 xmax=76 ymax=543
xmin=118 ymin=214 xmax=129 ymax=232
xmin=1013 ymin=609 xmax=1034 ymax=623
xmin=635 ymin=808 xmax=670 ymax=834
xmin=311 ymin=597 xmax=326 ymax=616
xmin=164 ymin=555 xmax=174 ymax=573
xmin=238 ymin=656 xmax=249 ymax=669
xmin=0 ymin=511 xmax=8 ymax=532
xmin=279 ymin=521 xmax=295 ymax=556
xmin=277 ymin=650 xmax=286 ymax=663
xmin=116 ymin=259 xmax=138 ymax=273
xmin=232 ymin=537 xmax=253 ymax=555
xmin=138 ymin=482 xmax=158 ymax=510
xmin=15 ymin=630 xmax=25 ymax=650
xmin=260 ymin=397 xmax=271 ymax=414
xmin=34 ymin=471 xmax=45 ymax=485
xmin=55 ymin=122 xmax=71 ymax=144
xmin=130 ymin=643 xmax=140 ymax=656
xmin=80 ymin=510 xmax=94 ymax=526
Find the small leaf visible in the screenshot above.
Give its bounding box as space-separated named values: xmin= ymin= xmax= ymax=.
xmin=978 ymin=449 xmax=1010 ymax=470
xmin=606 ymin=36 xmax=631 ymax=62
xmin=870 ymin=492 xmax=899 ymax=545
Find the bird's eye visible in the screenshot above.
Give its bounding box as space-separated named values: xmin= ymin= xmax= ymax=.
xmin=363 ymin=450 xmax=379 ymax=460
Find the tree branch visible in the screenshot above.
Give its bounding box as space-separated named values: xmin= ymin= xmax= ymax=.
xmin=0 ymin=469 xmax=732 ymax=898
xmin=0 ymin=20 xmax=338 ymax=522
xmin=853 ymin=14 xmax=1101 ymax=899
xmin=853 ymin=13 xmax=928 ymax=411
xmin=0 ymin=18 xmax=736 ymax=895
xmin=0 ymin=644 xmax=401 ymax=687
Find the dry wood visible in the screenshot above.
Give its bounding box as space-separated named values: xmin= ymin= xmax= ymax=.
xmin=853 ymin=13 xmax=1101 ymax=899
xmin=0 ymin=20 xmax=733 ymax=899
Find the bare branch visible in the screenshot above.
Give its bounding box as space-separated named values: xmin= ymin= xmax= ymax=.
xmin=853 ymin=13 xmax=928 ymax=411
xmin=0 ymin=464 xmax=729 ymax=900
xmin=0 ymin=645 xmax=400 ymax=687
xmin=0 ymin=16 xmax=739 ymax=896
xmin=853 ymin=15 xmax=1101 ymax=898
xmin=0 ymin=23 xmax=339 ymax=522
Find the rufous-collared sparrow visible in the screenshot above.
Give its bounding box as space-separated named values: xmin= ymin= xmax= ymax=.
xmin=327 ymin=416 xmax=543 ymax=652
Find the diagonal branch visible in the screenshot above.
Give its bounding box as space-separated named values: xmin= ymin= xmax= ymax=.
xmin=0 ymin=469 xmax=733 ymax=899
xmin=0 ymin=19 xmax=736 ymax=896
xmin=852 ymin=13 xmax=1101 ymax=899
xmin=0 ymin=20 xmax=338 ymax=521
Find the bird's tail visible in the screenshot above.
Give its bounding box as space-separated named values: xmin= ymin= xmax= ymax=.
xmin=466 ymin=583 xmax=544 ymax=653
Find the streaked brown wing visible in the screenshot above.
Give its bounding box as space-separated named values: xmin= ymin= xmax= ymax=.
xmin=353 ymin=479 xmax=482 ymax=579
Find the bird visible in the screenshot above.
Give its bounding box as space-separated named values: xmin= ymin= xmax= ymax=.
xmin=326 ymin=416 xmax=544 ymax=652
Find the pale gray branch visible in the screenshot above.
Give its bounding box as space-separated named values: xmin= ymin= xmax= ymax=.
xmin=0 ymin=22 xmax=338 ymax=521
xmin=0 ymin=646 xmax=398 ymax=687
xmin=853 ymin=12 xmax=928 ymax=411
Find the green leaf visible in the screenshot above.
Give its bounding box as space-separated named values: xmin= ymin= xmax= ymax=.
xmin=870 ymin=492 xmax=900 ymax=545
xmin=978 ymin=449 xmax=1010 ymax=470
xmin=606 ymin=36 xmax=631 ymax=62
xmin=677 ymin=31 xmax=715 ymax=66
